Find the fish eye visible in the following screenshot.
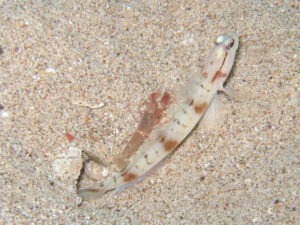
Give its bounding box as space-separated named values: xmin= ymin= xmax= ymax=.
xmin=229 ymin=39 xmax=235 ymax=48
xmin=215 ymin=35 xmax=225 ymax=44
xmin=225 ymin=39 xmax=234 ymax=49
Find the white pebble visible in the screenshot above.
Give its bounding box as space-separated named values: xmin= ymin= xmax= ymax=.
xmin=1 ymin=111 xmax=9 ymax=118
xmin=45 ymin=67 xmax=56 ymax=73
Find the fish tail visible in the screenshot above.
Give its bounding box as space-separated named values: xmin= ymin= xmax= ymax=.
xmin=77 ymin=186 xmax=109 ymax=201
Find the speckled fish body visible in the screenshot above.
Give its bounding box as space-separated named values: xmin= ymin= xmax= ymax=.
xmin=78 ymin=32 xmax=239 ymax=200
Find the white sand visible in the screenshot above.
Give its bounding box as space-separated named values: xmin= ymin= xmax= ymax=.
xmin=0 ymin=0 xmax=299 ymax=224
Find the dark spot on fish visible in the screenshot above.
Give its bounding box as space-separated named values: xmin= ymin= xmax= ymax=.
xmin=123 ymin=172 xmax=138 ymax=182
xmin=202 ymin=72 xmax=208 ymax=78
xmin=194 ymin=102 xmax=208 ymax=114
xmin=163 ymin=139 xmax=178 ymax=152
xmin=211 ymin=70 xmax=227 ymax=83
xmin=188 ymin=99 xmax=194 ymax=106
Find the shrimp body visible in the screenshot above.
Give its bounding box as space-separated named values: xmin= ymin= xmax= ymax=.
xmin=78 ymin=33 xmax=239 ymax=200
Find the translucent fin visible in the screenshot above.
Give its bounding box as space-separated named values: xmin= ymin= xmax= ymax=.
xmin=177 ymin=69 xmax=203 ymax=100
xmin=78 ymin=186 xmax=108 ymax=201
xmin=220 ymin=87 xmax=246 ymax=102
xmin=199 ymin=95 xmax=224 ymax=129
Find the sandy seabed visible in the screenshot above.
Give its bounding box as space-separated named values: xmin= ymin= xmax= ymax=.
xmin=0 ymin=0 xmax=299 ymax=224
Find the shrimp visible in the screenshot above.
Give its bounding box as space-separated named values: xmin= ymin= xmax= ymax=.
xmin=114 ymin=91 xmax=171 ymax=169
